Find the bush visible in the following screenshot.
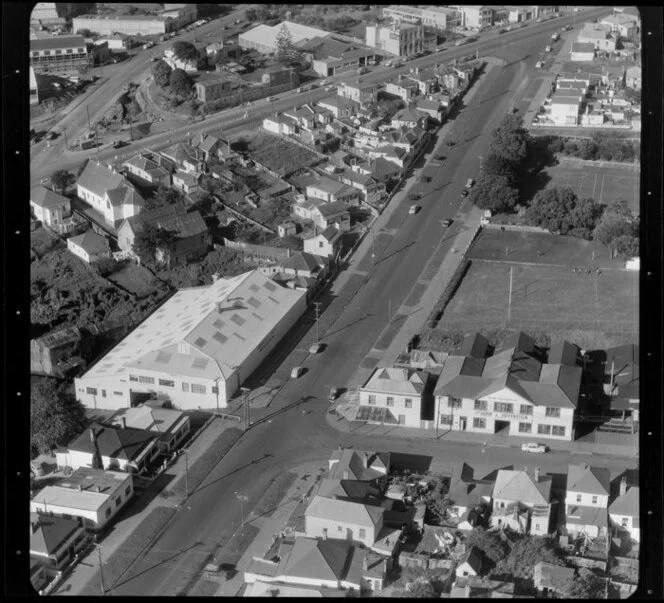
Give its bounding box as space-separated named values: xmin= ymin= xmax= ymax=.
xmin=563 ymin=140 xmax=577 ymax=154
xmin=169 ymin=68 xmax=193 ymax=98
xmin=93 ymin=257 xmax=118 ymax=277
xmin=548 ymin=139 xmax=564 ymax=154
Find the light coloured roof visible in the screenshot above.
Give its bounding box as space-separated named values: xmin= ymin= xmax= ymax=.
xmin=609 ymin=486 xmax=639 ymax=517
xmin=77 ymin=161 xmax=144 ymax=208
xmin=533 ymin=562 xmax=575 ymax=590
xmin=240 ymin=20 xmax=330 ymax=50
xmin=567 ymin=463 xmax=611 ymax=496
xmin=305 ymin=495 xmax=383 ymax=528
xmin=31 ymin=186 xmax=70 ymax=209
xmin=68 ymin=231 xmax=110 ymax=255
xmin=31 ymin=485 xmax=111 ymax=512
xmin=111 ymin=405 xmax=185 ymax=433
xmin=493 ymin=470 xmax=551 ymax=505
xmin=243 ymin=581 xmax=326 ymax=597
xmin=362 ymin=366 xmax=427 ymax=395
xmin=328 ymin=448 xmax=389 ymax=481
xmin=81 ymin=270 xmax=306 ymax=382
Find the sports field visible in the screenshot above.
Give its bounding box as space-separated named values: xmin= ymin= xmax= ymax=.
xmin=541 ymin=159 xmax=640 ymax=214
xmin=440 ymin=229 xmax=639 ymax=349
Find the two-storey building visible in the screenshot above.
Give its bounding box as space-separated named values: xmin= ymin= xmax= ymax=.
xmin=564 ymin=463 xmax=611 ymax=539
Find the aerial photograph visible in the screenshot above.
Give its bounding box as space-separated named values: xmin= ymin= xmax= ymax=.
xmin=28 ymin=3 xmax=642 ymax=598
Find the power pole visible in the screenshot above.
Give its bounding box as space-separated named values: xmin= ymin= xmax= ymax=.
xmin=63 ymin=128 xmax=69 ymax=152
xmin=235 ymin=491 xmax=248 ymax=526
xmin=313 ymin=302 xmax=322 ymax=345
xmin=96 ymin=544 xmax=106 ymax=595
xmin=507 ymin=266 xmax=513 ymax=325
xmin=184 ymin=450 xmax=189 ymax=499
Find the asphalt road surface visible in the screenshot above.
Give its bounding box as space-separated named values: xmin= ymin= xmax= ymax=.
xmin=105 ymin=13 xmax=631 ymax=595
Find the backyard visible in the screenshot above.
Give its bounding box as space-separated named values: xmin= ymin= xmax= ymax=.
xmin=107 ymin=262 xmax=159 ymax=297
xmin=239 ymin=132 xmax=322 ymax=176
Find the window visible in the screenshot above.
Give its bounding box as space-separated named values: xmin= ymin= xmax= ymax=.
xmin=191 ymin=383 xmax=206 ymax=394
xmin=494 ymin=402 xmax=513 ymax=413
xmin=105 ymin=508 xmax=111 ymax=518
xmin=66 ymin=48 xmax=73 ymax=54
xmin=359 ymin=528 xmax=366 ymax=539
xmin=473 ymin=418 xmax=486 ymax=429
xmin=535 ymin=523 xmax=541 ymax=531
xmin=44 ymin=50 xmax=51 ymax=56
xmin=404 ymin=398 xmax=412 ymax=409
xmin=125 ymin=486 xmax=131 ymax=496
xmin=102 ymin=390 xmax=106 ymax=397
xmin=182 ymin=382 xmax=190 ymax=392
xmin=576 ymin=494 xmax=582 ymax=503
xmin=139 ymin=376 xmax=155 ymax=384
xmin=448 ymin=397 xmax=462 ymax=408
xmin=338 ymin=525 xmax=343 ymax=532
xmin=440 ymin=414 xmax=453 ymax=425
xmin=592 ymin=495 xmax=598 ymax=504
xmin=158 ymin=379 xmax=175 ymax=387
xmin=212 ymin=386 xmax=219 ymax=394
xmin=86 ymin=387 xmax=98 ymax=395
xmin=32 ymin=51 xmax=39 ymax=57
xmin=368 ymin=395 xmax=376 ymax=405
xmin=129 ymin=374 xmax=139 ymax=382
xmin=538 ymin=424 xmax=552 ymax=435
xmin=474 ymin=399 xmax=487 ymax=411
xmin=552 ymin=425 xmax=566 ymax=437
xmin=114 ymin=391 xmax=123 ymax=396
xmin=116 ymin=497 xmax=122 ymax=507
xmin=621 ymin=517 xmax=629 ymax=527
xmin=319 ymin=241 xmax=324 ymax=248
xmin=55 ymin=49 xmax=62 ymax=55
xmin=520 ymin=405 xmax=533 ymax=415
xmin=386 ymin=398 xmax=394 ymax=407
xmin=545 ymin=407 xmax=561 ymax=418
xmin=518 ymin=422 xmax=532 ymax=433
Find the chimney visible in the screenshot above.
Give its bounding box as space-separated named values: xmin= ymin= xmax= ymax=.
xmin=322 ymin=528 xmax=328 ymax=540
xmin=90 ymin=427 xmax=96 ymax=442
xmin=79 ymin=484 xmax=83 ymax=491
xmin=363 ymin=452 xmax=370 ymax=468
xmin=343 ymin=470 xmax=349 ymax=480
xmin=96 ymin=485 xmax=102 ymax=493
xmin=31 ymin=521 xmax=39 ymax=535
xmin=534 ymin=466 xmax=540 ymax=482
xmin=620 ymin=475 xmax=628 ymax=496
xmin=121 ymin=417 xmax=126 ymax=429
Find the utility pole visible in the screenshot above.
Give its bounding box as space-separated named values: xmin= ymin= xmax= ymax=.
xmin=184 ymin=450 xmax=189 ymax=499
xmin=478 ymin=154 xmax=483 ymax=175
xmin=63 ymin=128 xmax=69 ymax=152
xmin=313 ymin=302 xmax=322 ymax=345
xmin=234 ymin=491 xmax=248 ymax=526
xmin=507 ymin=266 xmax=513 ymax=325
xmin=96 ymin=543 xmax=106 ymax=595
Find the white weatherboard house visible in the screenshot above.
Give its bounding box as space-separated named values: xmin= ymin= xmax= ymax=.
xmin=564 ymin=463 xmax=611 ymax=539
xmin=609 ymin=481 xmax=639 ymax=543
xmin=75 ymin=270 xmax=307 ymax=411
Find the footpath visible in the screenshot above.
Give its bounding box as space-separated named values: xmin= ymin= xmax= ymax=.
xmin=51 ymin=417 xmax=241 ymax=596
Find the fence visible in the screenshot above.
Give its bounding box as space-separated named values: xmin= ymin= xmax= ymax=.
xmin=483 ymin=222 xmax=550 ymax=234
xmin=565 ymin=555 xmax=608 ymax=571
xmin=222 ymin=237 xmax=291 ymax=262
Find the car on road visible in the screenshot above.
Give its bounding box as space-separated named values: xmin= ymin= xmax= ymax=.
xmin=112 ymin=140 xmax=129 ymax=149
xmin=309 ymin=342 xmax=325 ymax=354
xmin=563 ymin=24 xmax=573 ymax=31
xmin=446 ymin=141 xmax=456 ymax=148
xmin=267 ymin=96 xmax=277 ymax=102
xmin=460 ymin=189 xmax=469 ymax=198
xmin=290 ymin=366 xmax=305 ymax=379
xmin=435 ymin=154 xmax=447 ymax=162
xmin=409 ymin=204 xmax=420 ymax=215
xmin=521 ymin=442 xmax=548 ymax=454
xmin=545 ymin=45 xmax=552 ymax=52
xmin=498 ymin=28 xmax=507 ymax=34
xmin=329 ymin=387 xmax=339 ymax=402
xmin=536 ymin=61 xmax=544 ymax=68
xmin=325 ymin=85 xmax=336 ymax=91
xmin=409 ymin=192 xmax=422 ymax=200
xmin=466 ymin=178 xmax=475 ymax=189
xmin=441 ymin=219 xmax=453 ymax=227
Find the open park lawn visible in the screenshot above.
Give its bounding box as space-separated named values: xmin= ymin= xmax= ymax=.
xmin=242 ymin=132 xmax=321 ymax=176
xmin=439 ymin=229 xmax=638 ymax=349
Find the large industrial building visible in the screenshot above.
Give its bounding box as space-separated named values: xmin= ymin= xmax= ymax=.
xmin=29 ymin=35 xmax=92 ymax=74
xmin=74 ymin=270 xmax=307 ymax=411
xmin=239 ymin=21 xmax=330 ymax=54
xmin=72 ymin=13 xmax=172 ymax=36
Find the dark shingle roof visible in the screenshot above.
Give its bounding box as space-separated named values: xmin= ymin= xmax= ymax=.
xmin=67 ymin=422 xmax=156 ymax=461
xmin=30 ymin=515 xmax=82 ymax=556
xmin=31 ymin=35 xmax=87 ymax=52
xmin=68 ymin=231 xmax=110 ymax=256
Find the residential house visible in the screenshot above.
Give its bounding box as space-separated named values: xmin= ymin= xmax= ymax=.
xmin=273 ymin=251 xmax=329 ymax=287
xmin=609 ymin=481 xmax=639 ymax=543
xmin=316 ymin=95 xmax=361 ymax=119
xmin=123 ymin=152 xmax=174 ymax=187
xmin=490 ymin=468 xmax=553 ymax=535
xmin=304 ymin=225 xmax=343 ymax=258
xmin=277 ymin=221 xmax=297 ymax=238
xmin=262 ymin=112 xmax=300 ymax=137
xmin=194 ymin=74 xmax=231 ymax=102
xmin=549 ymin=92 xmax=582 ymax=126
xmin=109 ymin=403 xmax=191 ymax=453
xmin=30 ymin=186 xmax=76 ymax=233
xmin=533 ymin=562 xmax=575 ymax=597
xmin=455 ymin=547 xmax=483 ymax=578
xmin=55 ymin=422 xmax=161 ymax=475
xmin=163 ymin=43 xmax=206 ymax=72
xmin=67 ymin=231 xmax=111 ymax=264
xmin=30 ymin=467 xmax=135 ymax=532
xmin=293 ymin=198 xmax=351 ymax=232
xmin=205 ymin=41 xmax=224 ymax=56
xmin=385 ymin=76 xmax=420 ymax=102
xmin=172 ymin=169 xmax=202 ymax=194
xmin=30 ymin=326 xmax=85 ymax=378
xmin=433 ymin=332 xmax=581 ymax=441
xmin=600 ymin=13 xmax=639 ymax=37
xmin=158 ymin=142 xmax=204 ymax=173
xmin=548 ymin=340 xmax=580 ymax=366
xmin=243 ymin=536 xmax=388 ymax=593
xmin=450 ymin=576 xmax=515 ymax=598
xmin=391 ymin=107 xmax=426 ymax=129
xmin=447 ymin=463 xmax=494 ymax=525
xmin=340 ymin=170 xmax=386 ymax=202
xmin=96 ymin=33 xmax=132 ymax=52
xmin=76 ymin=160 xmax=145 ymax=227
xmin=306 ymin=177 xmax=360 ymax=205
xmin=316 ymin=478 xmax=383 ymax=507
xmin=565 ymin=463 xmax=611 ymax=539
xmin=359 ymin=367 xmax=431 ymax=428
xmin=370 ymin=156 xmax=402 ymax=182
xmin=625 ymin=65 xmax=641 ymax=90
xmin=603 ymin=344 xmax=639 ymax=403
xmin=118 ymin=204 xmax=209 ymax=263
xmin=30 ymin=514 xmax=89 ymax=571
xmin=415 ymin=98 xmax=446 ymax=122
xmin=338 ymin=78 xmax=379 ymax=105
xmin=570 ymin=42 xmax=596 ymax=62
xmin=327 ymin=448 xmax=390 ymax=490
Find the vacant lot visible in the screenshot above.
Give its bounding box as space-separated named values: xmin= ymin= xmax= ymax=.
xmin=532 ymin=158 xmax=640 ymax=213
xmin=243 ymin=132 xmax=322 ymax=176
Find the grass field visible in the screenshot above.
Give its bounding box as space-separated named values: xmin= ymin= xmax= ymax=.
xmin=440 ymin=229 xmax=639 ymax=349
xmin=535 ymin=159 xmax=640 ymax=214
xmin=108 ymin=262 xmax=156 ymax=297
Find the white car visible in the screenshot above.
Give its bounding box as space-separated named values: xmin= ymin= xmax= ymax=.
xmin=290 ymin=366 xmax=305 ymax=378
xmin=465 ymin=178 xmax=475 ymax=189
xmin=536 ymin=61 xmax=544 ymax=68
xmin=521 ymin=442 xmax=548 ymax=454
xmin=409 ymin=204 xmax=419 ymax=215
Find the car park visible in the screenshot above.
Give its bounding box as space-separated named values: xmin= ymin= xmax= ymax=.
xmin=521 ymin=442 xmax=548 ymax=454
xmin=409 ymin=205 xmax=420 ymax=215
xmin=441 ymin=219 xmax=453 ymax=227
xmin=290 ymin=366 xmax=305 ymax=378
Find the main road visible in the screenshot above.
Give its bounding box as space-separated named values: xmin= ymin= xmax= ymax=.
xmin=107 ymin=11 xmax=628 ymax=596
xmin=30 ymin=6 xmax=610 ymax=185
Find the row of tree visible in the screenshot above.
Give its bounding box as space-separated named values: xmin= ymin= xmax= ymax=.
xmin=548 ymin=135 xmax=639 ymax=163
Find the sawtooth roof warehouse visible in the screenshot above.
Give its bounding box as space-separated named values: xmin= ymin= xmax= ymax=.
xmin=74 ymin=270 xmax=307 ymax=411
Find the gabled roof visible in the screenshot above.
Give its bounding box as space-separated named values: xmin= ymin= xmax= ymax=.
xmin=111 ymin=405 xmax=185 ymax=434
xmin=67 ymin=422 xmax=157 ymax=461
xmin=191 ymin=133 xmax=220 ymax=154
xmin=567 ymin=463 xmax=611 ymax=496
xmin=31 ymin=35 xmax=86 ymax=52
xmin=305 ymin=495 xmax=383 ymax=528
xmin=315 ymin=200 xmax=349 ymax=218
xmin=68 ymin=231 xmax=110 ymax=256
xmin=160 ymin=142 xmax=197 ymax=164
xmin=500 ymin=331 xmax=535 ymax=354
xmin=548 ymin=341 xmax=579 ymax=366
xmin=493 ymin=470 xmax=552 ymax=505
xmin=77 ymin=161 xmax=144 ymax=208
xmin=281 ymin=251 xmax=326 ymax=274
xmin=30 ymin=516 xmax=82 ymax=556
xmin=566 ymin=504 xmax=608 ymax=528
xmin=533 ymin=562 xmax=575 ymax=591
xmin=279 ymin=536 xmax=353 ymax=582
xmin=362 ymin=366 xmax=427 ymax=395
xmin=458 ymin=546 xmax=483 ymax=573
xmin=317 ymin=478 xmax=381 ymax=503
xmin=328 ymin=448 xmax=390 ymax=482
xmin=319 ymin=225 xmax=341 ymax=242
xmin=609 ymin=486 xmax=639 ymax=517
xmin=460 ymin=333 xmax=490 ymax=358
xmin=31 ymin=186 xmax=70 ymax=209
xmin=34 ymin=326 xmax=81 ymax=350
xmin=571 ymin=42 xmax=597 ymax=53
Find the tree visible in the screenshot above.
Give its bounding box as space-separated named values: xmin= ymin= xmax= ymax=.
xmin=423 ymin=476 xmax=451 ymax=523
xmin=470 ymin=173 xmax=520 ymax=213
xmin=564 ymin=568 xmax=607 ymax=599
xmin=144 ymin=184 xmax=183 ymax=211
xmin=406 ymin=582 xmax=437 ymax=598
xmin=31 ymin=377 xmax=88 ymax=457
xmin=593 ymin=213 xmax=636 ymax=253
xmin=492 ymin=535 xmax=565 ymax=580
xmin=275 ymin=24 xmax=300 ymax=65
xmin=482 ymin=153 xmax=519 ymax=187
xmin=245 ymin=7 xmax=258 ymax=21
xmin=466 ymin=527 xmax=509 ymax=565
xmin=93 ymin=257 xmax=118 ymax=277
xmin=577 ymin=138 xmax=598 ymax=160
xmin=50 ymin=169 xmax=75 ymax=194
xmin=490 ymin=114 xmax=531 ymax=167
xmin=76 ymin=28 xmax=92 ymax=37
xmin=132 ymin=223 xmax=179 ymax=266
xmin=169 ymin=68 xmax=193 ymax=97
xmin=611 ymin=234 xmax=639 ymax=259
xmin=151 ymin=59 xmax=172 ymax=87
xmin=172 ymin=41 xmax=199 ymax=62
xmin=526 ymin=187 xmax=601 ymax=235
xmin=568 ymin=196 xmax=605 ymax=239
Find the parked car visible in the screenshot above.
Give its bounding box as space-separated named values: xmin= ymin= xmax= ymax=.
xmin=329 ymin=387 xmax=339 ymax=403
xmin=267 ymin=96 xmax=278 ymax=102
xmin=112 ymin=139 xmax=129 ymax=149
xmin=536 ymin=61 xmax=544 ymax=68
xmin=420 ymin=174 xmax=431 ymax=183
xmin=409 ymin=192 xmax=422 ymax=200
xmin=545 ymin=45 xmax=552 ymax=52
xmin=446 ymin=141 xmax=456 ymax=148
xmin=441 ymin=219 xmax=453 ymax=227
xmin=435 ymin=154 xmax=447 ymax=162
xmin=290 ymin=366 xmax=305 ymax=378
xmin=522 ymin=442 xmax=548 ymax=454
xmin=409 ymin=204 xmax=420 ymax=215
xmin=460 ymin=189 xmax=469 ymax=198
xmin=309 ymin=342 xmax=325 ymax=354
xmin=466 ymin=178 xmax=475 ymax=189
